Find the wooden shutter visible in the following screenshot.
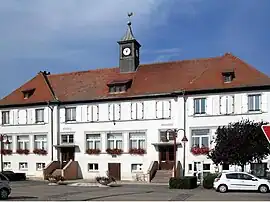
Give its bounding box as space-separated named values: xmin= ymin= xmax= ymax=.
xmin=188 ymin=98 xmax=194 ymax=116
xmin=44 ymin=108 xmax=49 ymax=123
xmin=163 ymin=100 xmax=171 ymax=118
xmin=137 ymin=102 xmax=144 ymax=119
xmin=92 ymin=105 xmax=99 ymax=121
xmin=76 ymin=106 xmax=81 ymax=122
xmin=27 ymin=109 xmax=33 ymax=124
xmin=241 ymin=94 xmax=248 ymax=113
xmin=60 ymin=108 xmax=66 ymax=123
xmin=155 ymin=101 xmax=163 ymax=118
xmin=114 ymin=104 xmax=121 ymax=120
xmin=261 ymin=93 xmax=268 ymax=112
xmin=206 ymin=97 xmax=212 ymax=115
xmin=131 ymin=102 xmax=137 ymax=120
xmin=220 ymin=96 xmax=227 ymax=114
xmin=227 ymin=95 xmax=235 ymax=114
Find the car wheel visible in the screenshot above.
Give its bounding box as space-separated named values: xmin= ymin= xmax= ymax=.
xmin=258 ymin=185 xmax=269 ymax=193
xmin=0 ymin=188 xmax=9 ymax=200
xmin=218 ymin=184 xmax=228 ymax=193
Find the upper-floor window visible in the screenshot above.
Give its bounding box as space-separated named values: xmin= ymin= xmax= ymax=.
xmin=35 ymin=109 xmax=44 ymax=123
xmin=17 ymin=135 xmax=29 ymax=150
xmin=248 ymin=94 xmax=261 ymax=112
xmin=222 ymin=71 xmax=235 ymax=83
xmin=3 ymin=136 xmax=12 ymax=150
xmin=87 ymin=105 xmax=99 ymax=122
xmin=129 ymin=132 xmax=146 ymax=149
xmin=34 ymin=135 xmax=47 ymax=149
xmin=86 ymin=134 xmax=101 ymax=150
xmin=194 ymin=98 xmax=206 ymax=114
xmin=220 ymin=95 xmax=235 ymax=115
xmin=191 ymin=129 xmax=210 ymax=148
xmin=107 ymin=79 xmax=132 ymax=94
xmin=65 ymin=107 xmax=76 ymax=121
xmin=131 ymin=102 xmax=144 ymax=120
xmin=2 ymin=111 xmax=10 ymax=125
xmin=61 ymin=134 xmax=74 ymax=144
xmin=108 ymin=104 xmax=121 ymax=121
xmin=156 ymin=100 xmax=171 ymax=119
xmin=109 ymin=85 xmax=127 ymax=93
xmin=107 ymin=133 xmax=122 ymax=149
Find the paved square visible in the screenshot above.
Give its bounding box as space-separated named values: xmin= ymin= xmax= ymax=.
xmin=7 ymin=181 xmax=270 ymax=201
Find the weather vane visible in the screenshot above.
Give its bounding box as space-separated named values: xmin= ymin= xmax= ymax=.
xmin=127 ymin=12 xmax=133 ymax=25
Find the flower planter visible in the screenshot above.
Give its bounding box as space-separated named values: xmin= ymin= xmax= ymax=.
xmin=191 ymin=147 xmax=209 ymax=155
xmin=86 ymin=149 xmax=101 ymax=155
xmin=129 ymin=148 xmax=146 ymax=155
xmin=33 ymin=149 xmax=48 ymax=155
xmin=16 ymin=149 xmax=30 ymax=155
xmin=0 ymin=149 xmax=12 ymax=155
xmin=106 ymin=148 xmax=123 ymax=155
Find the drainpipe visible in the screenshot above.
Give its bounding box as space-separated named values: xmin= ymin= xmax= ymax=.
xmin=47 ymin=102 xmax=54 ymax=161
xmin=183 ymin=91 xmax=187 ymax=177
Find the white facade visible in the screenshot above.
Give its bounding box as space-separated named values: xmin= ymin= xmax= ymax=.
xmin=0 ymin=90 xmax=270 ymax=180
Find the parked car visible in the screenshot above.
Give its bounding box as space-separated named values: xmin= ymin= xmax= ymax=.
xmin=0 ymin=173 xmax=11 ymax=199
xmin=213 ymin=171 xmax=270 ymax=193
xmin=0 ymin=171 xmax=26 ymax=181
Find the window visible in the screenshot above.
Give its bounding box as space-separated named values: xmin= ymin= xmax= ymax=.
xmin=203 ymin=164 xmax=210 ymax=170
xmin=129 ymin=132 xmax=146 ymax=149
xmin=3 ymin=136 xmax=12 ymax=150
xmin=107 ymin=133 xmax=122 ymax=149
xmin=131 ymin=102 xmax=144 ymax=120
xmin=19 ymin=162 xmax=28 ymax=170
xmin=35 ymin=109 xmax=44 ymax=123
xmin=2 ymin=111 xmax=10 ymax=124
xmin=61 ymin=134 xmax=74 ymax=144
xmin=88 ymin=163 xmax=98 ymax=171
xmin=222 ymin=163 xmax=229 ymax=170
xmin=108 ymin=104 xmax=121 ymax=121
xmin=194 ymin=98 xmax=206 ymax=114
xmin=222 ymin=72 xmax=235 ymax=83
xmin=22 ymin=89 xmax=35 ymax=99
xmin=87 ymin=105 xmax=99 ymax=122
xmin=17 ymin=135 xmax=29 ymax=150
xmin=194 ymin=162 xmax=201 ymax=172
xmin=239 ymin=173 xmax=253 ymax=180
xmin=188 ymin=164 xmax=192 ymax=171
xmin=155 ymin=100 xmax=171 ymax=119
xmin=109 ymin=85 xmax=127 ymax=93
xmin=65 ymin=107 xmax=76 ymax=121
xmin=226 ymin=173 xmax=239 ymax=179
xmin=36 ymin=163 xmax=45 ymax=171
xmin=191 ymin=129 xmax=210 ymax=148
xmin=160 ymin=131 xmax=175 ymax=142
xmin=86 ymin=134 xmax=101 ymax=150
xmin=131 ymin=164 xmax=143 ymax=172
xmin=220 ymin=95 xmax=235 ymax=114
xmin=3 ymin=162 xmax=11 ymax=170
xmin=248 ymin=94 xmax=261 ymax=112
xmin=34 ymin=135 xmax=47 ymax=149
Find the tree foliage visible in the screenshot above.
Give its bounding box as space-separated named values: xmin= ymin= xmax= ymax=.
xmin=208 ymin=119 xmax=270 ymax=170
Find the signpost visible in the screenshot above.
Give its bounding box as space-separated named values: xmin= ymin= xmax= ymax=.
xmin=261 ymin=125 xmax=270 ymax=144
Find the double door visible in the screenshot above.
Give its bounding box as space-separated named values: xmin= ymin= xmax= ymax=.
xmin=159 ymin=146 xmax=175 ymax=170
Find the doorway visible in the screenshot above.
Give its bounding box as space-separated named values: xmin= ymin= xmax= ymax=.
xmin=60 ymin=147 xmax=75 ymax=168
xmin=108 ymin=163 xmax=121 ymax=180
xmin=159 ymin=145 xmax=175 ymax=170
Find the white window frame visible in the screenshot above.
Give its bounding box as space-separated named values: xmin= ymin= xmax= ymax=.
xmin=65 ymin=107 xmax=76 ymax=121
xmin=88 ymin=163 xmax=99 ymax=172
xmin=107 ymin=133 xmax=123 ymax=149
xmin=61 ymin=134 xmax=74 ymax=144
xmin=131 ymin=164 xmax=143 ymax=173
xmin=129 ymin=132 xmax=146 ymax=149
xmin=248 ymin=94 xmax=261 ymax=112
xmin=35 ymin=109 xmax=44 ymax=123
xmin=3 ymin=162 xmax=11 ymax=170
xmin=3 ymin=136 xmax=12 ymax=150
xmin=194 ymin=98 xmax=206 ymax=114
xmin=36 ymin=163 xmax=45 ymax=171
xmin=86 ymin=134 xmax=101 ymax=150
xmin=34 ymin=135 xmax=47 ymax=150
xmin=2 ymin=111 xmax=10 ymax=125
xmin=19 ymin=162 xmax=28 ymax=170
xmin=191 ymin=129 xmax=210 ymax=148
xmin=17 ymin=135 xmax=30 ymax=150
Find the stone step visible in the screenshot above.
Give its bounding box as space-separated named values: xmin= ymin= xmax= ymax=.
xmin=52 ymin=169 xmax=62 ymax=176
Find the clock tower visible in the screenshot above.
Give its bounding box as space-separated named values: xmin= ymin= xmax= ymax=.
xmin=117 ymin=13 xmax=141 ymax=73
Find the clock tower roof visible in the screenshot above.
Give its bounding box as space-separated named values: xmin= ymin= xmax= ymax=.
xmin=119 ymin=20 xmax=135 ymax=42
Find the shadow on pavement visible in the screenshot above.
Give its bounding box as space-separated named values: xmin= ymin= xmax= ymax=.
xmin=8 ymin=196 xmax=38 ymax=200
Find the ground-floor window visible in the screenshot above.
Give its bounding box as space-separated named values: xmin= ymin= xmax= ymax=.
xmin=88 ymin=163 xmax=99 ymax=171
xmin=222 ymin=163 xmax=229 ymax=170
xmin=19 ymin=162 xmax=28 ymax=170
xmin=36 ymin=163 xmax=45 ymax=171
xmin=107 ymin=133 xmax=122 ymax=149
xmin=131 ymin=164 xmax=143 ymax=172
xmin=3 ymin=162 xmax=11 ymax=170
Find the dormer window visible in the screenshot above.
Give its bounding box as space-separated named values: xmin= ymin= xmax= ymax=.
xmin=107 ymin=79 xmax=132 ymax=94
xmin=222 ymin=70 xmax=235 ymax=83
xmin=22 ymin=88 xmax=35 ymax=99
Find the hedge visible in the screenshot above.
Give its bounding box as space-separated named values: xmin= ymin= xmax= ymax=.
xmin=203 ymin=173 xmax=219 ymax=189
xmin=169 ymin=176 xmax=197 ymax=189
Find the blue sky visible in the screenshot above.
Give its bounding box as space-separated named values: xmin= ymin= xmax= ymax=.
xmin=0 ymin=0 xmax=270 ymax=98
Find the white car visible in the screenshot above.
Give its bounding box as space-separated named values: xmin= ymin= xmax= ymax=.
xmin=0 ymin=173 xmax=11 ymax=199
xmin=213 ymin=171 xmax=270 ymax=193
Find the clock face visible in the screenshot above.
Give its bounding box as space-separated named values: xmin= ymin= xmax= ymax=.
xmin=122 ymin=47 xmax=131 ymax=56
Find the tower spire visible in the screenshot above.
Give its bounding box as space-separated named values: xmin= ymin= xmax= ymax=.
xmin=120 ymin=12 xmax=135 ymax=41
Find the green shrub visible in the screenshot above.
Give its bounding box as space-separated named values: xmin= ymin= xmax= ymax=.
xmin=169 ymin=176 xmax=197 ymax=189
xmin=203 ymin=173 xmax=219 ymax=189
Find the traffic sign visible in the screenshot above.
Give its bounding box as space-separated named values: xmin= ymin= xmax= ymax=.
xmin=261 ymin=125 xmax=270 ymax=144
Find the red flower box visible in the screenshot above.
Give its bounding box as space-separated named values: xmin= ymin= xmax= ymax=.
xmin=86 ymin=149 xmax=101 ymax=155
xmin=33 ymin=148 xmax=48 ymax=155
xmin=106 ymin=148 xmax=123 ymax=155
xmin=16 ymin=149 xmax=29 ymax=155
xmin=191 ymin=146 xmax=210 ymax=155
xmin=0 ymin=149 xmax=12 ymax=155
xmin=129 ymin=148 xmax=146 ymax=155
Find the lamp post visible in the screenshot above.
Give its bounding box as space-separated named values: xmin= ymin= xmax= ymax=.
xmin=166 ymin=128 xmax=188 ymax=178
xmin=0 ymin=134 xmax=11 ymax=172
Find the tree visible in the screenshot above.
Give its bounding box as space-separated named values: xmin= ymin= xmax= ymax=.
xmin=208 ymin=119 xmax=270 ymax=171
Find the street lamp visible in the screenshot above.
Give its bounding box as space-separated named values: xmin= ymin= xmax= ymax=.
xmin=0 ymin=134 xmax=11 ymax=172
xmin=166 ymin=128 xmax=188 ymax=178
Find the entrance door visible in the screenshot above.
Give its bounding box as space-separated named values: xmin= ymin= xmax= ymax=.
xmin=61 ymin=147 xmax=75 ymax=168
xmin=108 ymin=163 xmax=121 ymax=180
xmin=159 ymin=146 xmax=175 ymax=170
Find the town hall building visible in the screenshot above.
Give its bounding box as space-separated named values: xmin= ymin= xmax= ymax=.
xmin=0 ymin=18 xmax=269 ymax=182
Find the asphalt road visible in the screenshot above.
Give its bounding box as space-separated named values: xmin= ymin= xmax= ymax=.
xmin=6 ymin=180 xmax=270 ymax=201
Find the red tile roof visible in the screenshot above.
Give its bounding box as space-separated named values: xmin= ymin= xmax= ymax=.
xmin=0 ymin=53 xmax=270 ymax=106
